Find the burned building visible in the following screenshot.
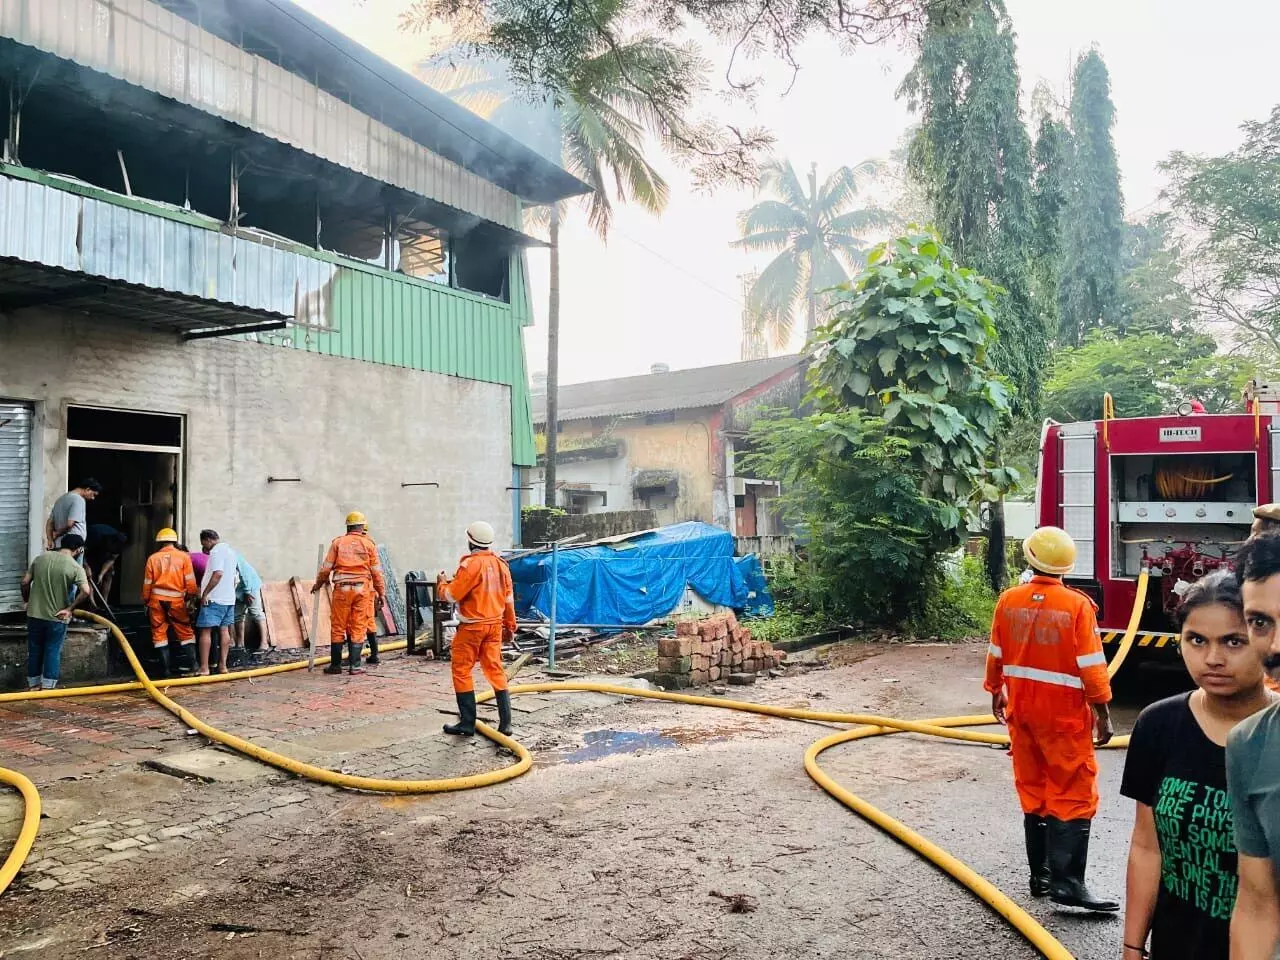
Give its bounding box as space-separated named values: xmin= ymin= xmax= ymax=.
xmin=0 ymin=0 xmax=587 ymax=614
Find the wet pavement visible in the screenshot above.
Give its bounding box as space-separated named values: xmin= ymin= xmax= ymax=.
xmin=0 ymin=640 xmax=1190 ymax=959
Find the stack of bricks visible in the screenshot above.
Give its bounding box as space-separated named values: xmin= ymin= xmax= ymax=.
xmin=654 ymin=612 xmax=785 ymax=689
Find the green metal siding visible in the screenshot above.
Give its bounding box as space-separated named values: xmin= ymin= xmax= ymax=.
xmin=300 ymin=259 xmax=537 ymax=466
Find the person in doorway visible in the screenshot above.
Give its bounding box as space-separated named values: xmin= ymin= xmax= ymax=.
xmin=1121 ymin=570 xmax=1276 ymax=960
xmin=312 ymin=512 xmax=384 ymax=676
xmin=141 ymin=528 xmax=198 ymax=677
xmin=196 ymin=529 xmax=238 ymax=675
xmin=984 ymin=525 xmax=1118 ymax=913
xmin=233 ymin=553 xmax=270 ymax=652
xmin=437 ymin=521 xmax=516 ymax=738
xmin=20 ymin=535 xmax=90 ymax=690
xmin=45 ymin=479 xmax=102 ymax=552
xmin=84 ymin=524 xmax=127 ymax=607
xmin=1227 ymin=533 xmax=1280 ymax=959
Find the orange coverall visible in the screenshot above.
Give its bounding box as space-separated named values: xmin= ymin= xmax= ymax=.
xmin=984 ymin=575 xmax=1112 ymax=821
xmin=315 ymin=533 xmax=385 ymax=646
xmin=359 ymin=532 xmax=380 ymax=636
xmin=438 ymin=551 xmax=516 ymax=694
xmin=141 ymin=545 xmax=197 ymax=648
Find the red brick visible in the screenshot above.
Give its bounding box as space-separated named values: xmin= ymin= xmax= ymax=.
xmin=709 ymin=665 xmax=722 ymax=681
xmin=657 ymin=655 xmax=692 ymax=674
xmin=725 ymin=612 xmax=738 ymax=631
xmin=657 ymin=637 xmax=683 ymax=658
xmin=740 ymin=627 xmax=752 ymax=643
xmin=676 ymin=620 xmax=697 ymax=637
xmin=692 ymin=668 xmax=710 ymax=686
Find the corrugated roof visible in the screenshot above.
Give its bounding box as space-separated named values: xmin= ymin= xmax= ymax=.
xmin=532 ymin=356 xmax=805 ymax=424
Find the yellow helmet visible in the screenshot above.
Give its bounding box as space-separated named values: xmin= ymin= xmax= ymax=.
xmin=345 ymin=511 xmax=367 ymax=527
xmin=155 ymin=527 xmax=179 ymax=543
xmin=1023 ymin=526 xmax=1076 ymax=576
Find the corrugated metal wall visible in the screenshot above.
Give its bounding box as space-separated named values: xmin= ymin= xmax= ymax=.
xmin=0 ymin=401 xmax=32 ymax=613
xmin=0 ymin=0 xmax=523 ymax=231
xmin=0 ymin=172 xmax=336 ymax=317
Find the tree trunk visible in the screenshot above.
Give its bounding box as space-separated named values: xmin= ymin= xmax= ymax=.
xmin=543 ymin=204 xmax=561 ymax=509
xmin=806 ymin=162 xmax=819 ymax=336
xmin=986 ymin=496 xmax=1007 ymax=593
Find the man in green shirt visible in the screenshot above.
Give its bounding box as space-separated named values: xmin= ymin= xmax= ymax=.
xmin=20 ymin=535 xmax=90 ymax=691
xmin=1230 ymin=533 xmax=1280 ymax=959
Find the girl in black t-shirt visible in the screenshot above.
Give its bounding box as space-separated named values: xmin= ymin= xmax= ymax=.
xmin=1121 ymin=570 xmax=1278 ymax=960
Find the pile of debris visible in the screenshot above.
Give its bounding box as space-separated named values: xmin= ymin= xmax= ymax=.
xmin=655 ymin=613 xmax=784 ymax=689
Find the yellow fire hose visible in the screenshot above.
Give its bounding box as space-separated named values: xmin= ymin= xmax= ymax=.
xmin=0 ymin=573 xmax=1151 ymax=960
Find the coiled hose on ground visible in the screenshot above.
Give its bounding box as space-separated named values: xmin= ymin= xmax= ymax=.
xmin=0 ymin=572 xmax=1150 ymax=960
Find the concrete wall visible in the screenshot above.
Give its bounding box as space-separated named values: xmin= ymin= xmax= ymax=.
xmin=0 ymin=311 xmax=515 ymax=583
xmin=520 ymin=508 xmax=657 ymax=548
xmin=528 ymin=410 xmax=719 ymax=526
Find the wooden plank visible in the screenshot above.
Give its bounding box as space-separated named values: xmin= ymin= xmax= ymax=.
xmin=261 ymin=581 xmax=304 ymax=650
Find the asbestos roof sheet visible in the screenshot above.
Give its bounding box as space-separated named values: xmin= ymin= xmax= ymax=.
xmin=532 ymin=355 xmax=805 ymax=424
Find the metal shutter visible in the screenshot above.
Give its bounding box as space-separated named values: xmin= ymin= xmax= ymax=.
xmin=1059 ymin=423 xmax=1097 ymax=578
xmin=0 ymin=402 xmax=32 ymax=613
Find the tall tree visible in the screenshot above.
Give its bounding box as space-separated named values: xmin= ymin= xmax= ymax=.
xmin=403 ymin=0 xmax=981 ymax=182
xmin=899 ymin=0 xmax=1042 ymax=589
xmin=420 ymin=40 xmax=684 ymax=508
xmin=733 ymin=158 xmax=893 ymax=348
xmin=1030 ymin=110 xmax=1071 ymax=342
xmin=1164 ymin=106 xmax=1280 ymax=361
xmin=1058 ymin=50 xmax=1124 ymax=345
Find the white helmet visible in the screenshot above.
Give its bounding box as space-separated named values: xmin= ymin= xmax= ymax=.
xmin=466 ymin=520 xmax=495 ymax=548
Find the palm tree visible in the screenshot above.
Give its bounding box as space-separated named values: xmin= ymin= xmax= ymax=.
xmin=734 ymin=158 xmax=894 ymax=350
xmin=421 ymin=43 xmax=680 ymax=508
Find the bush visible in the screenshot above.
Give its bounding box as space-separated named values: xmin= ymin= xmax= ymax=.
xmin=908 ymin=550 xmax=999 ymax=639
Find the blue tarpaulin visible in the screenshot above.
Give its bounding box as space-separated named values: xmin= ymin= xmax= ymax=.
xmin=508 ymin=521 xmax=774 ymax=626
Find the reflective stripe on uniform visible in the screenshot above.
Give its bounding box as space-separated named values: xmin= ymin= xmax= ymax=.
xmin=1002 ymin=664 xmax=1084 ymax=689
xmin=150 ymin=588 xmax=186 ymax=599
xmin=1076 ymin=651 xmax=1107 ymax=669
xmin=987 ymin=643 xmax=1002 ymax=660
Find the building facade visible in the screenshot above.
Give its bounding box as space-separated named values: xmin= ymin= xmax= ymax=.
xmin=0 ymin=0 xmax=586 ymax=613
xmin=526 ymin=357 xmax=807 ymax=535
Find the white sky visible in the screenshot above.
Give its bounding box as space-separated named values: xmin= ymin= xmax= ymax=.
xmin=294 ymin=0 xmax=1280 ymax=384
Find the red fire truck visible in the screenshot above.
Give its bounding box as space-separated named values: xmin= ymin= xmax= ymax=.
xmin=1035 ymin=385 xmax=1279 ymax=660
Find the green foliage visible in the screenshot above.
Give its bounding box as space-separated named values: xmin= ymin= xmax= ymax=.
xmin=1043 ymin=330 xmax=1258 ymax=422
xmin=521 ymin=504 xmax=567 ymax=519
xmin=908 ymin=552 xmax=999 ymax=639
xmin=745 ymin=409 xmax=956 ymax=622
xmin=1059 ymin=50 xmax=1125 ymax=345
xmin=899 ymin=0 xmax=1045 ymax=416
xmin=1030 ymin=112 xmax=1070 ymax=340
xmin=1117 ymin=216 xmax=1197 ymax=335
xmin=811 ymin=230 xmax=1017 ymax=510
xmin=734 ymin=158 xmax=894 ymax=347
xmin=1163 ymin=106 xmax=1280 ymax=360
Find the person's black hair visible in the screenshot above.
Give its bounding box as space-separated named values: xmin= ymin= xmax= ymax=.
xmin=199 ymin=529 xmax=219 ymax=542
xmin=1235 ymin=532 xmax=1280 ymax=586
xmin=1176 ymin=569 xmax=1242 ymax=626
xmin=78 ymin=478 xmax=103 ymax=493
xmin=176 ymin=543 xmax=189 ymax=552
xmin=59 ymin=534 xmax=85 ymax=551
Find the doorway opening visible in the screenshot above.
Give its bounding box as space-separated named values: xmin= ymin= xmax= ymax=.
xmin=66 ymin=406 xmax=184 ymax=608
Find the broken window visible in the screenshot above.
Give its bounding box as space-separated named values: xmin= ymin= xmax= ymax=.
xmin=395 ymin=217 xmax=451 ymax=284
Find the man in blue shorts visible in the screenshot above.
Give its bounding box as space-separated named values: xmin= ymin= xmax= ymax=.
xmin=196 ymin=529 xmax=238 ymax=675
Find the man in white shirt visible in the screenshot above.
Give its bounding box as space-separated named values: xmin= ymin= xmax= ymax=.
xmin=196 ymin=529 xmax=239 ymax=675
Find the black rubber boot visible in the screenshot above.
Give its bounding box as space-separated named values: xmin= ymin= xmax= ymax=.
xmin=347 ymin=639 xmax=365 ymax=675
xmin=366 ymin=631 xmax=380 ymax=666
xmin=1047 ymin=817 xmax=1119 ymax=912
xmin=178 ymin=644 xmax=196 ymax=674
xmin=157 ymin=645 xmax=174 ymax=679
xmin=495 ymin=689 xmax=513 ymax=736
xmin=323 ymin=643 xmax=343 ymax=674
xmin=1024 ymin=814 xmax=1051 ymax=898
xmin=443 ymin=692 xmax=477 ymax=736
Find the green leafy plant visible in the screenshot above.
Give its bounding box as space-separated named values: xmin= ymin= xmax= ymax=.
xmin=811 ymin=229 xmax=1018 ymax=514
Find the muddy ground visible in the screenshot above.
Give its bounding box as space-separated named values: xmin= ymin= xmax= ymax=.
xmin=0 ymin=640 xmax=1183 ymax=959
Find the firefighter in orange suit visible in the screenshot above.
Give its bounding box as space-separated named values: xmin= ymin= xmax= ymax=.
xmin=312 ymin=511 xmax=385 ymax=676
xmin=142 ymin=528 xmax=198 ymax=677
xmin=984 ymin=526 xmax=1118 ymax=913
xmin=358 ymin=526 xmax=382 ymax=666
xmin=437 ymin=521 xmax=516 ymax=737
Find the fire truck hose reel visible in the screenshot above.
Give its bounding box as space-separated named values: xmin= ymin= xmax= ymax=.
xmin=0 ymin=578 xmax=1151 ymax=960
